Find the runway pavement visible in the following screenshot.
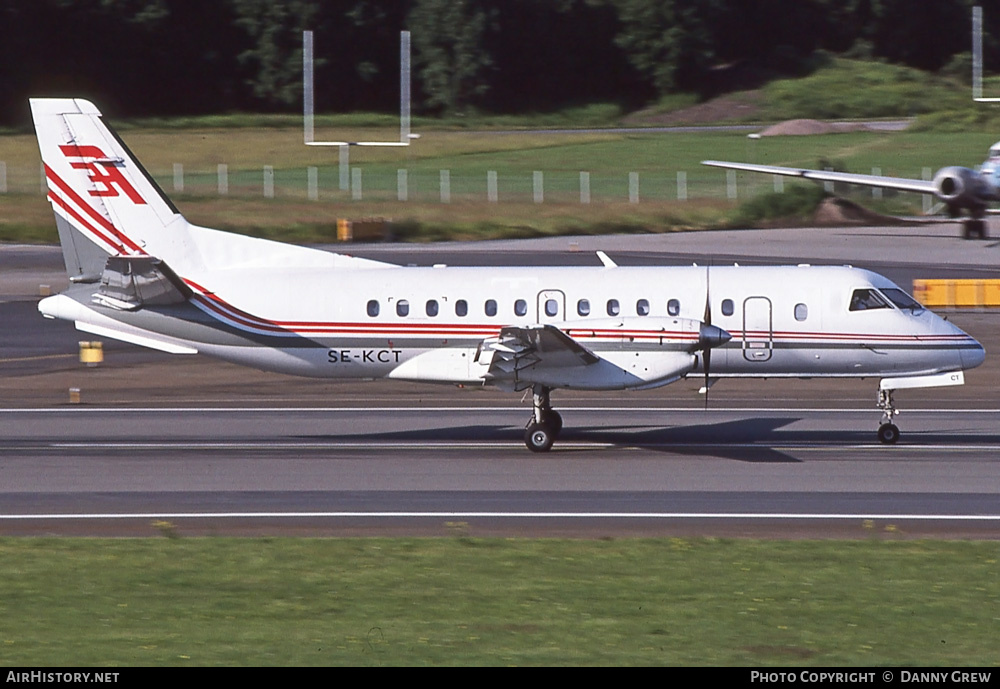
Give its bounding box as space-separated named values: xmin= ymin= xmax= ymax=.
xmin=2 ymin=223 xmax=999 ymax=537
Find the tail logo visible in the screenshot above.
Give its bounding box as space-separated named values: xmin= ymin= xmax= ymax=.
xmin=59 ymin=145 xmax=146 ymax=205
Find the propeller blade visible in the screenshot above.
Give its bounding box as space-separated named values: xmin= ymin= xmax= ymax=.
xmin=704 ymin=265 xmax=711 ymax=408
xmin=704 ymin=351 xmax=711 ymax=410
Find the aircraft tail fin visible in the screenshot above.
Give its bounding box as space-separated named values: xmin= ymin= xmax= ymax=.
xmin=30 ymin=98 xmax=193 ymax=281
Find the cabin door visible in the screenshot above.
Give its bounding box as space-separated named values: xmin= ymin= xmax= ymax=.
xmin=742 ymin=296 xmax=773 ymax=362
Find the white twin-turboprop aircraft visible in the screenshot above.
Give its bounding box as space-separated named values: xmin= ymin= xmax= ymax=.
xmin=32 ymin=98 xmax=985 ymax=451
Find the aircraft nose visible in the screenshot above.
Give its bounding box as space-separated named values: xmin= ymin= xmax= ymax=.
xmin=961 ymin=338 xmax=986 ymax=370
xmin=698 ymin=323 xmax=732 ymax=350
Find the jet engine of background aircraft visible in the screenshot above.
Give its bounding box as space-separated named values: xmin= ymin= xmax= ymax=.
xmin=704 ymin=143 xmax=1000 ymax=240
xmin=932 ymin=166 xmax=994 ymax=222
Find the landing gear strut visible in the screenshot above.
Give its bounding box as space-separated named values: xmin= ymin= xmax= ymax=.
xmin=876 ymin=388 xmax=900 ymax=445
xmin=962 ymin=218 xmax=988 ymax=240
xmin=524 ymin=385 xmax=562 ymax=452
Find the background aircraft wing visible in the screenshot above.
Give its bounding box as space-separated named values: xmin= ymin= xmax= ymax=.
xmin=702 ymin=160 xmax=937 ymax=195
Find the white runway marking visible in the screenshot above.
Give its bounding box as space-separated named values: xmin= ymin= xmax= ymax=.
xmin=3 ymin=406 xmax=1000 ymax=414
xmin=1 ymin=512 xmax=999 ymax=521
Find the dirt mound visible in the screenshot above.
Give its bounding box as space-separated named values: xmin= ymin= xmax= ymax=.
xmin=621 ymin=91 xmax=762 ymax=126
xmin=759 ymin=119 xmax=873 ymax=136
xmin=812 ymin=197 xmax=918 ymax=226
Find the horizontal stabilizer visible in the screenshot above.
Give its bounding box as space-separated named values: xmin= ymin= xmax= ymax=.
xmin=75 ymin=321 xmax=198 ymax=355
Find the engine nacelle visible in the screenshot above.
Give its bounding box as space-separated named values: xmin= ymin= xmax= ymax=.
xmin=932 ymin=166 xmax=990 ymax=212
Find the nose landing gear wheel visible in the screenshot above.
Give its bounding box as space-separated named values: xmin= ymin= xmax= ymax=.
xmin=877 ymin=423 xmax=900 ymax=445
xmin=876 ymin=388 xmax=901 ymax=445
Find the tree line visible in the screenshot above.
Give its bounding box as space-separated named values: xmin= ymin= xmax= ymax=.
xmin=0 ymin=0 xmax=995 ymax=125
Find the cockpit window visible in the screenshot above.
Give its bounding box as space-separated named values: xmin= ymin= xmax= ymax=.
xmin=849 ymin=289 xmax=890 ymax=312
xmin=880 ymin=287 xmax=924 ymax=313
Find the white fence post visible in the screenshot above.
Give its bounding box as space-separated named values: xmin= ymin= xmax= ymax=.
xmin=923 ymin=167 xmax=932 ymax=214
xmin=727 ymin=170 xmax=738 ymax=200
xmin=440 ymin=170 xmax=450 ymax=203
xmin=173 ymin=163 xmax=184 ymax=193
xmin=217 ymin=164 xmax=228 ymax=196
xmin=872 ymin=167 xmax=882 ymax=199
xmin=822 ymin=167 xmax=834 ymax=194
xmin=773 ymin=175 xmax=783 ymax=193
xmin=487 ymin=171 xmax=498 ymax=203
xmin=0 ymin=161 xmax=6 ymax=193
xmin=351 ymin=167 xmax=362 ymax=201
xmin=308 ymin=166 xmax=318 ymax=201
xmin=533 ymin=171 xmax=543 ymax=203
xmin=263 ymin=165 xmax=274 ymax=198
xmin=339 ymin=145 xmax=349 ymax=191
xmin=677 ymin=171 xmax=687 ymax=201
xmin=629 ymin=172 xmax=639 ymax=203
xmin=397 ymin=169 xmax=408 ymax=201
xmin=580 ymin=171 xmax=590 ymax=204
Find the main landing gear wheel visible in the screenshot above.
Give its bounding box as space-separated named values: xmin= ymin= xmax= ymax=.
xmin=877 ymin=423 xmax=900 ymax=445
xmin=963 ymin=218 xmax=988 ymax=240
xmin=523 ymin=385 xmax=562 ymax=452
xmin=525 ymin=423 xmax=555 ymax=453
xmin=544 ymin=410 xmax=563 ymax=437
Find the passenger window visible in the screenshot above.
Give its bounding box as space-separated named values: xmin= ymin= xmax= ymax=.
xmin=667 ymin=299 xmax=680 ymax=316
xmin=485 ymin=299 xmax=497 ymax=317
xmin=607 ymin=299 xmax=620 ymax=316
xmin=514 ymin=299 xmax=527 ymax=317
xmin=577 ymin=299 xmax=591 ymax=317
xmin=794 ymin=303 xmax=808 ymax=321
xmin=426 ymin=299 xmax=439 ymax=317
xmin=636 ymin=299 xmax=650 ymax=316
xmin=849 ymin=289 xmax=890 ymax=311
xmin=366 ymin=299 xmax=379 ymax=317
xmin=721 ymin=299 xmax=734 ymax=317
xmin=545 ymin=299 xmax=559 ymax=317
xmin=455 ymin=299 xmax=468 ymax=317
xmin=396 ymin=299 xmax=409 ymax=317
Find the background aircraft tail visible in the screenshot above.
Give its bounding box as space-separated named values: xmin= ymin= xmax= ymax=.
xmin=30 ymin=98 xmax=193 ymax=282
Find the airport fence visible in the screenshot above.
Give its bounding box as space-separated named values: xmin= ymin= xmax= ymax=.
xmin=0 ymin=161 xmax=931 ymax=208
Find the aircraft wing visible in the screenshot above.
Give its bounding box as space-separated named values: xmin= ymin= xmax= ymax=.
xmin=702 ymin=161 xmax=937 ymax=195
xmin=482 ymin=324 xmax=599 ymax=377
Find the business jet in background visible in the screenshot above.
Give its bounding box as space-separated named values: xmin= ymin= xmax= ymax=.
xmin=704 ymin=144 xmax=1000 ymax=239
xmin=32 ymin=99 xmax=984 ymax=451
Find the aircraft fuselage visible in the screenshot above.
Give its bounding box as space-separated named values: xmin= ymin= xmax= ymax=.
xmin=40 ymin=263 xmax=983 ymax=391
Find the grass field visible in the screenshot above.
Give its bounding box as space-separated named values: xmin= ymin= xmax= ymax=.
xmin=2 ymin=126 xmax=997 ymax=244
xmin=1 ymin=537 xmax=997 ymax=666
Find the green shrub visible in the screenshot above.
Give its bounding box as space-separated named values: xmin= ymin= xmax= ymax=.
xmin=729 ymin=184 xmax=828 ymax=226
